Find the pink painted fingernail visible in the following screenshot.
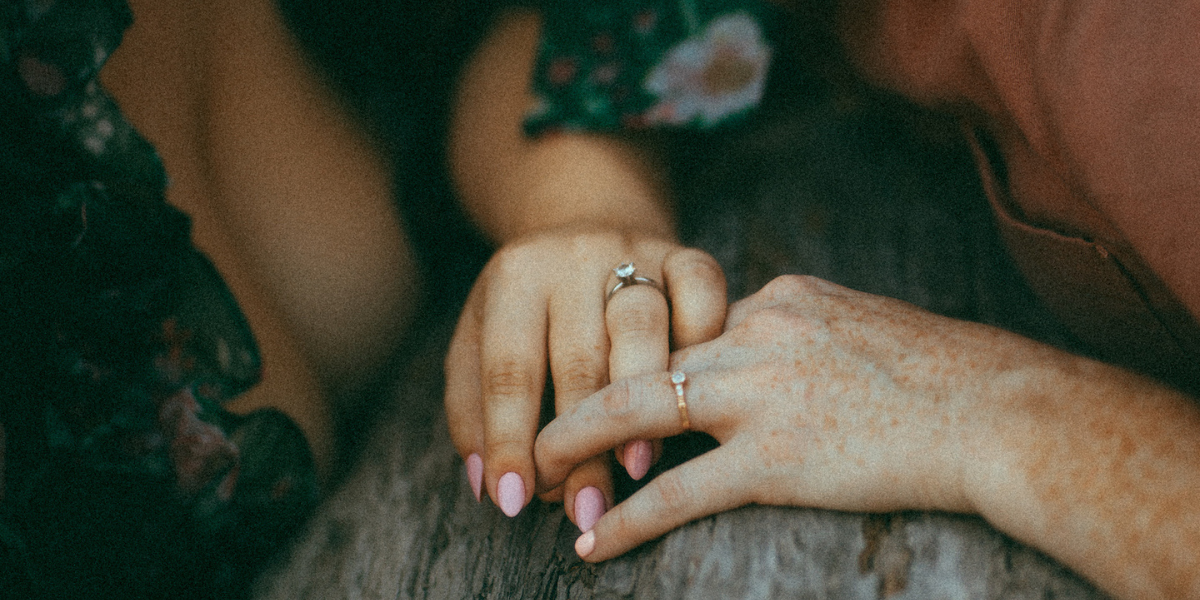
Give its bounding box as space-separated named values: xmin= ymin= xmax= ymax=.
xmin=624 ymin=439 xmax=653 ymax=481
xmin=574 ymin=486 xmax=606 ymax=532
xmin=466 ymin=453 xmax=483 ymax=502
xmin=497 ymin=472 xmax=525 ymax=517
xmin=575 ymin=530 xmax=596 ymax=558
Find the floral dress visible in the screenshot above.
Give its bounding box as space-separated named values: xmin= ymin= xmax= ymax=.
xmin=1 ymin=1 xmax=317 ymax=598
xmin=525 ymin=0 xmax=780 ymax=135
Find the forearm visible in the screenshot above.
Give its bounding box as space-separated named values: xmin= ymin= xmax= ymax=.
xmin=203 ymin=0 xmax=416 ymax=390
xmin=449 ymin=8 xmax=676 ymax=245
xmin=103 ymin=0 xmax=335 ymax=478
xmin=966 ymin=347 xmax=1200 ymax=599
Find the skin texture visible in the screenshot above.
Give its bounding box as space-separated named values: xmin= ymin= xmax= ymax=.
xmin=525 ymin=1 xmax=1200 ymax=598
xmin=445 ymin=10 xmax=728 ymax=521
xmin=449 ymin=13 xmax=1200 ymax=589
xmin=103 ymin=0 xmax=418 ymax=478
xmin=536 ymin=276 xmax=1200 ymax=599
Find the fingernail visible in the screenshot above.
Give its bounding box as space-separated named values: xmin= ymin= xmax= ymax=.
xmin=573 ymin=486 xmax=606 ymax=532
xmin=575 ymin=530 xmax=596 ymax=558
xmin=466 ymin=453 xmax=483 ymax=502
xmin=497 ymin=472 xmax=525 ymax=517
xmin=624 ymin=439 xmax=653 ymax=481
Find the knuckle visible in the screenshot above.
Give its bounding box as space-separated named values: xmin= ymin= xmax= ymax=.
xmin=651 ymin=469 xmax=690 ymax=507
xmin=667 ymin=248 xmax=723 ymax=280
xmin=763 ymin=274 xmax=823 ymax=297
xmin=486 ymin=243 xmax=521 ymax=270
xmin=568 ymin=231 xmax=623 ymax=255
xmin=487 ymin=243 xmax=544 ymax=280
xmin=486 ymin=437 xmax=529 ymax=460
xmin=600 ymin=379 xmax=636 ymax=420
xmin=553 ymin=353 xmax=606 ymax=398
xmin=481 ymin=360 xmax=538 ymax=400
xmin=607 ymin=300 xmax=667 ymax=337
xmin=492 ymin=238 xmax=537 ymax=262
xmin=490 ymin=251 xmax=533 ymax=282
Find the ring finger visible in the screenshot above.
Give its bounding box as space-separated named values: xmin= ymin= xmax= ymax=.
xmin=605 ymin=264 xmax=670 ymax=480
xmin=536 ymin=370 xmax=710 ymax=491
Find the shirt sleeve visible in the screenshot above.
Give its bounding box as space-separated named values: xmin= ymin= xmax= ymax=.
xmin=524 ymin=0 xmax=780 ymax=136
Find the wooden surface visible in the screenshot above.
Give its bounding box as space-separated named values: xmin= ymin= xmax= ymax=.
xmin=253 ymin=99 xmax=1112 ymax=600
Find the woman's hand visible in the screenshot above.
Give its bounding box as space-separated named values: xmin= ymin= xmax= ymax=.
xmin=445 ymin=7 xmax=731 ymax=528
xmin=534 ymin=274 xmax=1049 ymax=560
xmin=444 ymin=226 xmax=726 ymax=527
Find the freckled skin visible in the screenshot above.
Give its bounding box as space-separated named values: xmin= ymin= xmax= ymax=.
xmin=458 ymin=3 xmax=1199 ymax=598
xmin=989 ymin=362 xmax=1200 ymax=599
xmin=537 ymin=275 xmax=1200 ymax=599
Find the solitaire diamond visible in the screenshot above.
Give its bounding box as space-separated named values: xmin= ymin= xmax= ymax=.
xmin=615 ymin=262 xmax=636 ymax=279
xmin=671 ymin=371 xmax=686 ymax=385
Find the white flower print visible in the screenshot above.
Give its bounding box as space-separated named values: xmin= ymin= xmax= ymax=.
xmin=642 ymin=11 xmax=771 ymax=127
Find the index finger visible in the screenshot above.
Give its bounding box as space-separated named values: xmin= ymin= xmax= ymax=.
xmin=535 ymin=371 xmax=717 ymax=490
xmin=573 ymin=443 xmax=753 ymax=562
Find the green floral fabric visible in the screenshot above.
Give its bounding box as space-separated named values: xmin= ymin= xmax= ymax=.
xmin=525 ymin=0 xmax=780 ymax=135
xmin=1 ymin=1 xmax=317 ymax=598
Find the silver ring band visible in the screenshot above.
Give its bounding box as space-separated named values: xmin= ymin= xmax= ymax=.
xmin=606 ymin=262 xmax=666 ymax=303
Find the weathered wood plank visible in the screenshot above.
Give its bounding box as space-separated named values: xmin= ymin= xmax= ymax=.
xmin=254 ymin=363 xmax=1104 ymax=600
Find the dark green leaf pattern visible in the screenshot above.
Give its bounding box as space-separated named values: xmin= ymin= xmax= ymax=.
xmin=525 ymin=0 xmax=780 ymax=135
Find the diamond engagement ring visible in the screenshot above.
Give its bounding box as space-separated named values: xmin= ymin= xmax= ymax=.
xmin=606 ymin=262 xmax=666 ymax=303
xmin=671 ymin=371 xmax=691 ymax=430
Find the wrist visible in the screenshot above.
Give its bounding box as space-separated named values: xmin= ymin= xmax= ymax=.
xmin=954 ymin=335 xmax=1067 ymax=521
xmin=946 ymin=329 xmax=1080 ymax=520
xmin=957 ymin=340 xmax=1142 ymax=536
xmin=959 ymin=343 xmax=1200 ymax=598
xmin=501 ymin=215 xmax=677 ymax=248
xmin=460 ymin=132 xmax=675 ymax=245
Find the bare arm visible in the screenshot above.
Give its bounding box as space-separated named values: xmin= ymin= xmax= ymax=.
xmin=970 ymin=343 xmax=1200 ymax=599
xmin=537 ymin=1 xmax=1200 ymax=593
xmin=104 ymin=0 xmax=419 ymax=478
xmin=536 ymin=276 xmax=1200 ymax=599
xmin=841 ymin=8 xmax=1200 ymax=590
xmin=445 ymin=8 xmax=726 ymax=525
xmin=449 ymin=9 xmax=676 ymax=244
xmin=203 ymin=0 xmax=418 ymax=395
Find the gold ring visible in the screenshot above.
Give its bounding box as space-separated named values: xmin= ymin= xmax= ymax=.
xmin=671 ymin=371 xmax=690 ymax=430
